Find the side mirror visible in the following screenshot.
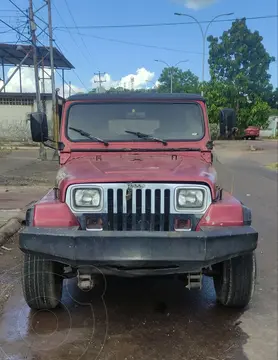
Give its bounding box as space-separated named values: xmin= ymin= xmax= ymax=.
xmin=219 ymin=108 xmax=237 ymax=137
xmin=30 ymin=112 xmax=48 ymax=142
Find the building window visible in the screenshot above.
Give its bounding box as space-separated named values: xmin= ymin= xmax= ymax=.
xmin=0 ymin=97 xmax=34 ymax=105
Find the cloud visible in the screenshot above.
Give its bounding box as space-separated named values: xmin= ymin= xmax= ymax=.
xmin=175 ymin=0 xmax=217 ymax=10
xmin=0 ymin=67 xmax=84 ymax=97
xmin=58 ymin=83 xmax=85 ymax=98
xmin=91 ymin=67 xmax=155 ymax=90
xmin=0 ymin=67 xmax=156 ymax=97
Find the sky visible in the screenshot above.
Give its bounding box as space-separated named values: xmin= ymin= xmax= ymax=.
xmin=0 ymin=0 xmax=277 ymax=95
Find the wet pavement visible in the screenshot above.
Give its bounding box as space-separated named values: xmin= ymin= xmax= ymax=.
xmin=0 ymin=143 xmax=277 ymax=360
xmin=0 ymin=262 xmax=252 ymax=360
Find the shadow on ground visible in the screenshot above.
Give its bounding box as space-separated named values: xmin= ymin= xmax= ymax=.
xmin=0 ymin=274 xmax=249 ymax=360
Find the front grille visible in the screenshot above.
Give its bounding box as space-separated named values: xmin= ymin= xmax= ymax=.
xmin=67 ymin=183 xmax=212 ymax=232
xmin=107 ymin=187 xmax=171 ymax=231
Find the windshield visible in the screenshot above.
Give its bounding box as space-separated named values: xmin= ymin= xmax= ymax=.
xmin=67 ymin=102 xmax=204 ymax=142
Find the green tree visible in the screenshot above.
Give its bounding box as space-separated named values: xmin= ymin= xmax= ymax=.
xmin=207 ymin=18 xmax=275 ymax=100
xmin=249 ymin=99 xmax=271 ymax=127
xmin=157 ymin=67 xmax=200 ymax=93
xmin=267 ymin=88 xmax=278 ymax=109
xmin=106 ymin=87 xmax=153 ymax=93
xmin=106 ymin=87 xmax=129 ymax=93
xmin=202 ymin=80 xmax=237 ymax=124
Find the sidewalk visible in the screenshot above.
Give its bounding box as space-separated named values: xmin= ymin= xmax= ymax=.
xmin=0 ymin=148 xmax=58 ymax=227
xmin=0 ymin=186 xmax=52 ymax=226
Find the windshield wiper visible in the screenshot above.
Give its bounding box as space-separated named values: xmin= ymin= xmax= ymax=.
xmin=69 ymin=127 xmax=109 ymax=146
xmin=125 ymin=130 xmax=168 ymax=146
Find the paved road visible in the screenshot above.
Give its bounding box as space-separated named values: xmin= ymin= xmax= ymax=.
xmin=0 ymin=145 xmax=277 ymax=360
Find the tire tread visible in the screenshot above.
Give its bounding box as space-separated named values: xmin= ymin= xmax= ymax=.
xmin=214 ymin=252 xmax=256 ymax=308
xmin=22 ymin=253 xmax=63 ymax=310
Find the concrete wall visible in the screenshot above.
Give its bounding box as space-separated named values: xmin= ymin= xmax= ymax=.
xmin=0 ymin=97 xmax=54 ymax=142
xmin=260 ymin=116 xmax=278 ymax=138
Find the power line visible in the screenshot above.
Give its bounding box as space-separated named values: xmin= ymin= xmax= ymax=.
xmin=63 ymin=0 xmax=95 ymax=65
xmin=0 ymin=14 xmax=82 ymax=94
xmin=15 ymin=20 xmax=28 ymax=44
xmin=52 ymin=1 xmax=96 ymax=70
xmin=0 ymin=17 xmax=46 ymax=50
xmin=1 ymin=15 xmax=25 ymax=18
xmin=55 ymin=15 xmax=278 ymax=30
xmin=8 ymin=0 xmax=50 ymax=40
xmin=0 ymin=18 xmax=31 ymax=42
xmin=2 ymin=13 xmax=203 ymax=57
xmin=0 ymin=29 xmax=18 ymax=33
xmin=52 ymin=40 xmax=90 ymax=91
xmin=8 ymin=0 xmax=27 ymax=15
xmin=57 ymin=30 xmax=204 ymax=55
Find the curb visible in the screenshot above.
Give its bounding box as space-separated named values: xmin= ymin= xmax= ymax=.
xmin=0 ymin=146 xmax=40 ymax=150
xmin=0 ymin=213 xmax=25 ymax=246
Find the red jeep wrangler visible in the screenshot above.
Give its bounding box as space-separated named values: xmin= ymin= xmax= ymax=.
xmin=20 ymin=93 xmax=258 ymax=310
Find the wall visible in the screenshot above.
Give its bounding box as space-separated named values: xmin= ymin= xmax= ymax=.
xmin=260 ymin=116 xmax=278 ymax=138
xmin=0 ymin=96 xmax=54 ymax=142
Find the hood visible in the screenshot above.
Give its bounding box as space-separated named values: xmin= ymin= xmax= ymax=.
xmin=57 ymin=154 xmax=217 ymax=198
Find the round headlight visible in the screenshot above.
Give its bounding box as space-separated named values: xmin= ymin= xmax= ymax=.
xmin=74 ymin=189 xmax=101 ymax=207
xmin=177 ymin=189 xmax=204 ymax=209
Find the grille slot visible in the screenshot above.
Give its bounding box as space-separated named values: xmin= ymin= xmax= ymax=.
xmin=107 ymin=187 xmax=171 ymax=231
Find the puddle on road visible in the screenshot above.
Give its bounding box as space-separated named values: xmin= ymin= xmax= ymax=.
xmin=0 ymin=276 xmax=249 ymax=360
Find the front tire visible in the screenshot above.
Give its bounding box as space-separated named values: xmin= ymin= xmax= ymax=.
xmin=22 ymin=253 xmax=64 ymax=310
xmin=213 ymin=252 xmax=256 ymax=308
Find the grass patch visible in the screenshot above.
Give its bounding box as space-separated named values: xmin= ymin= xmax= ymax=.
xmin=266 ymin=162 xmax=278 ymax=170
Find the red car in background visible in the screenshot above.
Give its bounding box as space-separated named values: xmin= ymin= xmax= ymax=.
xmin=244 ymin=126 xmax=260 ymax=140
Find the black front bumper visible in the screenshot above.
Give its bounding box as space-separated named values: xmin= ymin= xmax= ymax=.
xmin=19 ymin=226 xmax=258 ymax=276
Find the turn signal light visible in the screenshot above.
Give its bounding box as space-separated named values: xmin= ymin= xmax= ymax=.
xmin=86 ymin=217 xmax=103 ymax=231
xmin=174 ymin=218 xmax=191 ymax=231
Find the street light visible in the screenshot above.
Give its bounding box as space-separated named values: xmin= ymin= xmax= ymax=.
xmin=174 ymin=12 xmax=234 ymax=95
xmin=154 ymin=59 xmax=189 ymax=93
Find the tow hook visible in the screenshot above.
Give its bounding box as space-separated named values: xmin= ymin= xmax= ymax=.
xmin=186 ymin=272 xmax=203 ymax=290
xmin=77 ymin=271 xmax=95 ymax=291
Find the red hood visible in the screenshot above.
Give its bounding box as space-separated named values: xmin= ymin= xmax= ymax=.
xmin=57 ymin=154 xmax=217 ymax=200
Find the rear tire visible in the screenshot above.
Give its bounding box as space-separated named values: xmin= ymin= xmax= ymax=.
xmin=22 ymin=253 xmax=64 ymax=310
xmin=213 ymin=252 xmax=256 ymax=308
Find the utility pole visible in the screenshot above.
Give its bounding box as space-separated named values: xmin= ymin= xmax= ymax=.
xmin=46 ymin=0 xmax=59 ymax=160
xmin=29 ymin=0 xmax=47 ymax=160
xmin=130 ymin=76 xmax=134 ymax=91
xmin=94 ymin=71 xmax=106 ymax=92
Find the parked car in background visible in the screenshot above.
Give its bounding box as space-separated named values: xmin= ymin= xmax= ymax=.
xmin=244 ymin=126 xmax=260 ymax=140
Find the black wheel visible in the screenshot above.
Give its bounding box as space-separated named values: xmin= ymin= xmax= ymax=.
xmin=213 ymin=252 xmax=256 ymax=308
xmin=22 ymin=253 xmax=64 ymax=310
xmin=251 ymin=136 xmax=256 ymax=140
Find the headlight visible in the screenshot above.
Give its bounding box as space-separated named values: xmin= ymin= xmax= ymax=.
xmin=177 ymin=189 xmax=204 ymax=209
xmin=74 ymin=188 xmax=101 ymax=208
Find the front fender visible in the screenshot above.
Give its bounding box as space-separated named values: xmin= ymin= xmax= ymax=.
xmin=197 ymin=191 xmax=251 ymax=229
xmin=26 ymin=189 xmax=79 ymax=228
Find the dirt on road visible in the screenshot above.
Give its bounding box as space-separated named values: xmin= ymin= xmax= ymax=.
xmin=0 ymin=148 xmax=58 ymax=227
xmin=0 ymin=142 xmax=277 ymax=360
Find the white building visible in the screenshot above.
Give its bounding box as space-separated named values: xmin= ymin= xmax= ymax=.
xmin=260 ymin=116 xmax=278 ymax=138
xmin=0 ymin=92 xmax=64 ymax=142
